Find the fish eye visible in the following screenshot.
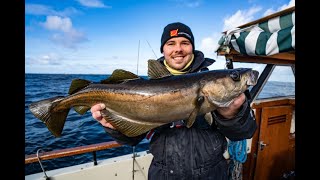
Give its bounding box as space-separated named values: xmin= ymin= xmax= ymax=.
xmin=230 ymin=71 xmax=240 ymax=81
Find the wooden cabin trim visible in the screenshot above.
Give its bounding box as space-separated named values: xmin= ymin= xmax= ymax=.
xmin=218 ymin=49 xmax=295 ymax=65
xmin=243 ymin=107 xmax=262 ymax=180
xmin=25 ymin=141 xmax=121 ymax=164
xmin=252 ymin=96 xmax=295 ymax=109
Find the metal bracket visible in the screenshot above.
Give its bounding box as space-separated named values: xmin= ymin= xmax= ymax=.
xmin=36 ymin=149 xmax=50 ymax=180
xmin=225 ymin=58 xmax=234 ymax=69
xmin=258 ymin=141 xmax=268 ymax=151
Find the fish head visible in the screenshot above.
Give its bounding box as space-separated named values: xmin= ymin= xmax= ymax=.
xmin=230 ymin=68 xmax=259 ymax=86
xmin=201 ymin=68 xmax=259 ymax=107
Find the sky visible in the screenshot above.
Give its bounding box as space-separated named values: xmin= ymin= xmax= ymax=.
xmin=25 ymin=0 xmax=295 ymax=81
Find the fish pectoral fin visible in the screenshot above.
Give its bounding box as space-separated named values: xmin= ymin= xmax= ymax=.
xmin=73 ymin=106 xmax=91 ymax=115
xmin=100 ymin=69 xmax=141 ymax=84
xmin=186 ymin=96 xmax=205 ymax=128
xmin=147 ymin=59 xmax=172 ymax=79
xmin=68 ymin=79 xmax=92 ymax=94
xmin=100 ymin=109 xmax=162 ymax=137
xmin=186 ymin=109 xmax=198 ymax=128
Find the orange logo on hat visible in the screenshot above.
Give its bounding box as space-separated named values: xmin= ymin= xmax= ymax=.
xmin=170 ymin=29 xmax=178 ymax=37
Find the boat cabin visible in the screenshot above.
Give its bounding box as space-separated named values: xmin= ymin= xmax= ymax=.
xmin=215 ymin=6 xmax=295 ymax=180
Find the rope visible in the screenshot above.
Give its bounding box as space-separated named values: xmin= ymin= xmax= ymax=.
xmin=228 ymin=139 xmax=247 ymax=180
xmin=229 ymin=160 xmax=243 ymax=180
xmin=228 ymin=139 xmax=247 ymax=163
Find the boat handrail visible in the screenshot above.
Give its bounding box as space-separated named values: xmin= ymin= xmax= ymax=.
xmin=25 ymin=140 xmax=122 ymax=164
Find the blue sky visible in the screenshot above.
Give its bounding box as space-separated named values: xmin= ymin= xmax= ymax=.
xmin=25 ymin=0 xmax=295 ymax=81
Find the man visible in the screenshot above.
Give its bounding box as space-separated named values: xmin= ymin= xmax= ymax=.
xmin=91 ymin=22 xmax=257 ymax=180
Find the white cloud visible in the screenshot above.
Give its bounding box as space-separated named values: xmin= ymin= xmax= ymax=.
xmin=41 ymin=16 xmax=88 ymax=49
xmin=223 ymin=6 xmax=262 ymax=31
xmin=76 ymin=0 xmax=112 ymax=8
xmin=50 ymin=30 xmax=88 ymax=49
xmin=25 ymin=53 xmax=62 ymax=65
xmin=263 ymin=0 xmax=295 ymax=16
xmin=42 ymin=16 xmax=73 ymax=32
xmin=25 ymin=3 xmax=80 ymax=17
xmin=26 ymin=4 xmax=87 ymax=49
xmin=199 ymin=37 xmax=215 ymax=55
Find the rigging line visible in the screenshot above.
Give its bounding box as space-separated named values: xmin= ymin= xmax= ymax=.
xmin=146 ymin=40 xmax=158 ymax=59
xmin=137 ymin=40 xmax=140 ymax=75
xmin=132 ymin=146 xmax=136 ymax=180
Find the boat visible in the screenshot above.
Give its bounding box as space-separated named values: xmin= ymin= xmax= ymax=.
xmin=25 ymin=6 xmax=295 ymax=180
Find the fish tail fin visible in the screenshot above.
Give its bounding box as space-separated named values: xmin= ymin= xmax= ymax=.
xmin=29 ymin=96 xmax=70 ymax=137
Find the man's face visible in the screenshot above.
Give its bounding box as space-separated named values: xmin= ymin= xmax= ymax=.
xmin=162 ymin=37 xmax=193 ymax=70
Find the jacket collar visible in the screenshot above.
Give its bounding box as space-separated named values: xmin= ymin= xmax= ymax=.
xmin=157 ymin=50 xmax=215 ymax=73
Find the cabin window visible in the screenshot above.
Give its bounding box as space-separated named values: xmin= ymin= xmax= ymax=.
xmin=232 ymin=63 xmax=295 ymax=99
xmin=257 ymin=66 xmax=295 ymax=99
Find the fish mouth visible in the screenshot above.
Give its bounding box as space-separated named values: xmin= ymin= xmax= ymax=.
xmin=247 ymin=70 xmax=259 ymax=86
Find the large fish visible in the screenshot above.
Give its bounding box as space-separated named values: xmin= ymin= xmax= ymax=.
xmin=29 ymin=60 xmax=259 ymax=138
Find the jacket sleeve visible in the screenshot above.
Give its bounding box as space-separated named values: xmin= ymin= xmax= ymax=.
xmin=212 ymin=96 xmax=257 ymax=141
xmin=103 ymin=127 xmax=147 ymax=146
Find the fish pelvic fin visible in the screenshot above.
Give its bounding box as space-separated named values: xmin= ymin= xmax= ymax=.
xmin=204 ymin=112 xmax=213 ymax=126
xmin=148 ymin=59 xmax=172 ymax=79
xmin=100 ymin=69 xmax=141 ymax=84
xmin=29 ymin=96 xmax=69 ymax=137
xmin=186 ymin=96 xmax=205 ymax=128
xmin=68 ymin=79 xmax=92 ymax=95
xmin=73 ymin=106 xmax=91 ymax=115
xmin=100 ymin=109 xmax=163 ymax=137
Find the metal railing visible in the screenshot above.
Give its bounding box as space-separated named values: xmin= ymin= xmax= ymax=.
xmin=25 ymin=141 xmax=121 ymax=165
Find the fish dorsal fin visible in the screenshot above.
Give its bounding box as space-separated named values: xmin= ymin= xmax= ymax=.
xmin=100 ymin=69 xmax=140 ymax=84
xmin=148 ymin=59 xmax=172 ymax=79
xmin=186 ymin=96 xmax=205 ymax=128
xmin=68 ymin=79 xmax=92 ymax=95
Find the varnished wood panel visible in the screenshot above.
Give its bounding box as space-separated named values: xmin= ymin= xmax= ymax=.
xmin=254 ymin=106 xmax=293 ymax=180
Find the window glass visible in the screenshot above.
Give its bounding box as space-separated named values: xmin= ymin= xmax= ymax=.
xmin=232 ymin=62 xmax=295 ymax=99
xmin=257 ymin=66 xmax=295 ymax=99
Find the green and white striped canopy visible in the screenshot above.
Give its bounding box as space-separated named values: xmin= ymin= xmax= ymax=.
xmin=216 ymin=9 xmax=295 ymax=56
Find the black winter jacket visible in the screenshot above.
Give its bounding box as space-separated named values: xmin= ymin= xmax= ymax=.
xmin=104 ymin=50 xmax=257 ymax=180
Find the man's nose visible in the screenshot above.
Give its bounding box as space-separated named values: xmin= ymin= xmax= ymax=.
xmin=173 ymin=44 xmax=183 ymax=52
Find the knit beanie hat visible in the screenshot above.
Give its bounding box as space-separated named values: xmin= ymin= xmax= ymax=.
xmin=160 ymin=22 xmax=195 ymax=53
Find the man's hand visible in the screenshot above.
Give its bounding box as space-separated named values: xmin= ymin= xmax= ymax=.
xmin=216 ymin=93 xmax=246 ymax=119
xmin=91 ymin=103 xmax=115 ymax=129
